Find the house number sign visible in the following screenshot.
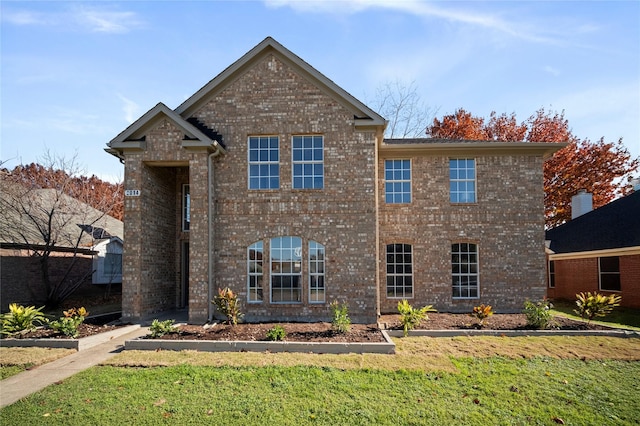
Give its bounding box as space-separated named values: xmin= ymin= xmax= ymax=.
xmin=125 ymin=189 xmax=141 ymax=197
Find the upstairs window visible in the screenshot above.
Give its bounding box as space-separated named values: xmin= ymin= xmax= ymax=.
xmin=249 ymin=136 xmax=279 ymax=189
xmin=292 ymin=135 xmax=324 ymax=189
xmin=452 ymin=243 xmax=479 ymax=299
xmin=385 ymin=159 xmax=411 ymax=203
xmin=386 ymin=243 xmax=413 ymax=298
xmin=450 ymin=159 xmax=476 ymax=203
xmin=599 ymin=256 xmax=621 ymax=291
xmin=182 ymin=184 xmax=190 ymax=231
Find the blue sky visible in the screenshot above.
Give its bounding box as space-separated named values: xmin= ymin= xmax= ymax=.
xmin=2 ymin=0 xmax=638 ymax=182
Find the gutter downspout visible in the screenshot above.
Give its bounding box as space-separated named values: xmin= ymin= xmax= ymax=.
xmin=207 ymin=142 xmax=223 ymax=323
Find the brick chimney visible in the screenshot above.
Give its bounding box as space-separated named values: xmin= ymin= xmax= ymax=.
xmin=571 ymin=189 xmax=593 ymax=219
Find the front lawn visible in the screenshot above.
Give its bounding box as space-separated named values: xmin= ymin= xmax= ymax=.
xmin=2 ymin=336 xmax=639 ymax=425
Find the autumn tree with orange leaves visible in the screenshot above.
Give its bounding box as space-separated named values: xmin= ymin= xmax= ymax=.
xmin=428 ymin=108 xmax=639 ymax=228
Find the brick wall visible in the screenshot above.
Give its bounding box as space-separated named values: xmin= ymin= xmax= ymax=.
xmin=197 ymin=53 xmax=378 ymax=323
xmin=378 ymin=154 xmax=547 ymax=313
xmin=548 ymin=254 xmax=640 ymax=308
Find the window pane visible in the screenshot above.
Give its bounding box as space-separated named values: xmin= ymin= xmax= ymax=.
xmin=452 ymin=243 xmax=479 ymax=299
xmin=386 ymin=243 xmax=413 ymax=298
xmin=248 ymin=137 xmax=279 ymax=190
xmin=292 ymin=135 xmax=324 ymax=189
xmin=384 ymin=159 xmax=411 ymax=204
xmin=450 ymin=158 xmax=476 ymax=204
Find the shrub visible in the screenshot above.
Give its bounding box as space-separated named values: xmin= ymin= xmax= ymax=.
xmin=523 ymin=299 xmax=553 ymax=329
xmin=49 ymin=307 xmax=89 ymax=338
xmin=266 ymin=325 xmax=286 ymax=341
xmin=212 ymin=287 xmax=243 ymax=326
xmin=471 ymin=304 xmax=493 ymax=328
xmin=0 ymin=303 xmax=48 ymax=337
xmin=149 ymin=319 xmax=177 ymax=338
xmin=330 ymin=301 xmax=351 ymax=334
xmin=397 ymin=300 xmax=436 ymax=337
xmin=574 ymin=292 xmax=622 ymax=324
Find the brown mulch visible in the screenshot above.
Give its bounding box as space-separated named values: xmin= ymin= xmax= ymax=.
xmin=5 ymin=323 xmax=123 ymax=340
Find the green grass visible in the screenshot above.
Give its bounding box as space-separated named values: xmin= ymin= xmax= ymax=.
xmin=1 ymin=358 xmax=639 ymax=425
xmin=550 ymin=300 xmax=640 ymax=330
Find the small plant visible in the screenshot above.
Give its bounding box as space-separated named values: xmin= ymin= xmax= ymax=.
xmin=212 ymin=287 xmax=243 ymax=326
xmin=265 ymin=325 xmax=286 ymax=341
xmin=471 ymin=304 xmax=493 ymax=328
xmin=397 ymin=300 xmax=437 ymax=337
xmin=330 ymin=301 xmax=351 ymax=334
xmin=0 ymin=303 xmax=48 ymax=337
xmin=574 ymin=292 xmax=621 ymax=324
xmin=523 ymin=299 xmax=553 ymax=329
xmin=49 ymin=307 xmax=89 ymax=338
xmin=149 ymin=319 xmax=177 ymax=338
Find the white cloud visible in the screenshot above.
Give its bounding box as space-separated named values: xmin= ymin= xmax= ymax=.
xmin=544 ymin=66 xmax=560 ymax=76
xmin=117 ymin=94 xmax=141 ymax=124
xmin=72 ymin=6 xmax=143 ymax=34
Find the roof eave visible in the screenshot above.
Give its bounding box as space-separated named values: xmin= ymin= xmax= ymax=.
xmin=380 ymin=141 xmax=568 ymax=158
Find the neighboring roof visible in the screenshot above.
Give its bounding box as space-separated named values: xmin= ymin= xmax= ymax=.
xmin=546 ymin=191 xmax=640 ymax=254
xmin=175 ymin=37 xmax=386 ymax=130
xmin=382 ymin=138 xmax=566 ymax=158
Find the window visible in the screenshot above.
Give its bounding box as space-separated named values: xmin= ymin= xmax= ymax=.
xmin=270 ymin=236 xmax=302 ymax=303
xmin=385 ymin=159 xmax=411 ymax=203
xmin=450 ymin=159 xmax=476 ymax=203
xmin=599 ymin=256 xmax=621 ymax=291
xmin=452 ymin=243 xmax=479 ymax=298
xmin=182 ymin=184 xmax=190 ymax=231
xmin=309 ymin=241 xmax=325 ymax=303
xmin=292 ymin=135 xmax=324 ymax=189
xmin=548 ymin=260 xmax=555 ymax=288
xmin=386 ymin=244 xmax=413 ymax=298
xmin=248 ymin=136 xmax=279 ymax=189
xmin=247 ymin=242 xmax=264 ymax=302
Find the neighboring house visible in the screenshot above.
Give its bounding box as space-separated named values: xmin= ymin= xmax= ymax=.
xmin=0 ymin=182 xmax=123 ymax=307
xmin=546 ymin=190 xmax=640 ymax=308
xmin=92 ymin=236 xmax=124 ymax=285
xmin=106 ymin=37 xmax=562 ymax=324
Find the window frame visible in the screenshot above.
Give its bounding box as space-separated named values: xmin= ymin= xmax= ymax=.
xmin=384 ymin=159 xmax=412 ymax=204
xmin=248 ymin=136 xmax=280 ymax=190
xmin=548 ymin=260 xmax=555 ymax=288
xmin=598 ymin=256 xmax=621 ymax=292
xmin=292 ymin=135 xmax=324 ymax=190
xmin=308 ymin=240 xmax=326 ymax=303
xmin=449 ymin=158 xmax=476 ymax=204
xmin=385 ymin=243 xmax=413 ymax=299
xmin=247 ymin=241 xmax=264 ymax=303
xmin=451 ymin=243 xmax=479 ymax=299
xmin=182 ymin=184 xmax=190 ymax=231
xmin=270 ymin=236 xmax=303 ymax=304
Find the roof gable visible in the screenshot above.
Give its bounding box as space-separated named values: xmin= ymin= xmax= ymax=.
xmin=175 ymin=37 xmax=386 ymax=130
xmin=546 ymin=191 xmax=640 ymax=253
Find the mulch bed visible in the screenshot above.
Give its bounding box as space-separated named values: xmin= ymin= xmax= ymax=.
xmin=4 ymin=323 xmax=123 ymax=340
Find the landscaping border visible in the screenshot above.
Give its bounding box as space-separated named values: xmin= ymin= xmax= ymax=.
xmin=385 ymin=329 xmax=640 ymax=338
xmin=124 ymin=329 xmax=396 ymax=354
xmin=0 ymin=324 xmax=141 ymax=350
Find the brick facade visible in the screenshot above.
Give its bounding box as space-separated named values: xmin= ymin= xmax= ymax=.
xmin=547 ymin=254 xmax=640 ymax=308
xmin=108 ymin=38 xmax=557 ymax=323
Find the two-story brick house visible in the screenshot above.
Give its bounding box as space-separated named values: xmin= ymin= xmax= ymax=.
xmin=107 ymin=37 xmax=562 ymax=324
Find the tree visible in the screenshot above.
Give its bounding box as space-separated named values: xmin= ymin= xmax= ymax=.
xmin=0 ymin=153 xmax=121 ymax=307
xmin=370 ymin=80 xmax=439 ymax=138
xmin=428 ymin=108 xmax=639 ymax=227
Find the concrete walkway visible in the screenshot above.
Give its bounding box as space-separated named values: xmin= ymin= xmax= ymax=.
xmin=0 ymin=326 xmax=149 ymax=408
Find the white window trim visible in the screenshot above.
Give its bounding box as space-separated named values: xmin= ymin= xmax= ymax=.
xmin=450 ymin=158 xmax=477 ymax=204
xmin=291 ymin=135 xmax=324 ymax=190
xmin=248 ymin=135 xmax=280 ymax=190
xmin=452 ymin=243 xmax=480 ymax=299
xmin=308 ymin=240 xmax=326 ymax=303
xmin=598 ymin=256 xmax=622 ymax=292
xmin=247 ymin=241 xmax=264 ymax=303
xmin=386 ymin=243 xmax=414 ymax=299
xmin=384 ymin=159 xmax=412 ymax=204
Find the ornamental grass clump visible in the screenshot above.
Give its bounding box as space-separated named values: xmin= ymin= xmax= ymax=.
xmin=330 ymin=301 xmax=351 ymax=334
xmin=213 ymin=287 xmax=243 ymax=326
xmin=574 ymin=292 xmax=621 ymax=324
xmin=0 ymin=303 xmax=48 ymax=337
xmin=471 ymin=304 xmax=493 ymax=328
xmin=523 ymin=299 xmax=553 ymax=329
xmin=397 ymin=299 xmax=436 ymax=337
xmin=49 ymin=307 xmax=89 ymax=338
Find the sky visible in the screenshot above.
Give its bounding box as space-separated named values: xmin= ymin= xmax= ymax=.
xmin=1 ymin=0 xmax=639 ymax=182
